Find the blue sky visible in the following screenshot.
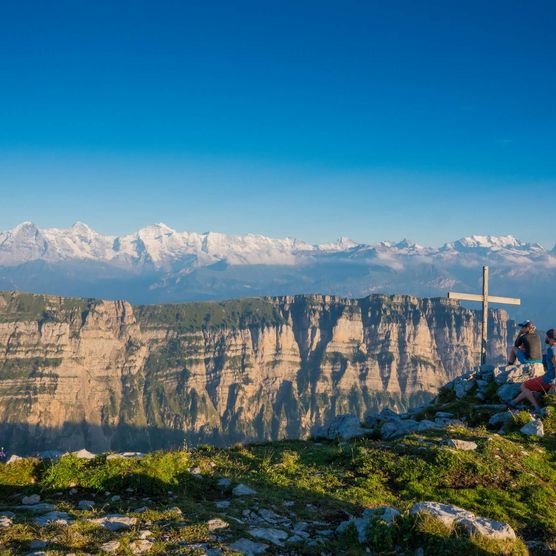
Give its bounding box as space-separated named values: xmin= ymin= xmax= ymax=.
xmin=0 ymin=0 xmax=555 ymax=246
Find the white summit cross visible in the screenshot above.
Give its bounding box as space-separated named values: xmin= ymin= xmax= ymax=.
xmin=447 ymin=266 xmax=521 ymax=366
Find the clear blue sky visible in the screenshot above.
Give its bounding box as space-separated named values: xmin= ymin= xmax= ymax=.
xmin=1 ymin=1 xmax=555 ymax=246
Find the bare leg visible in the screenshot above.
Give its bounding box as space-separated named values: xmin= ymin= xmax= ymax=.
xmin=512 ymin=384 xmax=540 ymax=408
xmin=508 ymin=347 xmax=517 ymax=365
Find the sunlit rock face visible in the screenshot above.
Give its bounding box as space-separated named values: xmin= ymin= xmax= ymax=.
xmin=0 ymin=291 xmax=514 ymax=454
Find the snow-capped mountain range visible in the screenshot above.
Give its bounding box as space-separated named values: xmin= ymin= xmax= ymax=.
xmin=1 ymin=221 xmax=555 ymax=325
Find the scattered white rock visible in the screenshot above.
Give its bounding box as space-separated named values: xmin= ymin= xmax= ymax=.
xmin=72 ymin=448 xmax=96 ymax=459
xmin=106 ymin=451 xmax=144 ymax=460
xmin=207 ymin=518 xmax=229 ymax=531
xmin=521 ymin=419 xmax=544 ymax=437
xmin=488 ymin=411 xmax=513 ymax=426
xmin=411 ymin=501 xmax=474 ymax=526
xmin=410 ymin=502 xmax=516 ymax=540
xmin=233 ymin=483 xmax=257 ymax=496
xmin=381 ymin=418 xmax=439 ymax=440
xmin=458 ymin=515 xmax=516 ymax=540
xmin=435 ymin=411 xmax=454 ymax=419
xmin=29 ymin=541 xmax=47 ymax=549
xmin=455 ymin=379 xmax=475 ymax=399
xmin=494 ymin=363 xmax=544 ymax=385
xmin=120 ymin=452 xmax=144 ymax=458
xmin=257 ymin=508 xmax=284 ymax=524
xmin=88 ymin=514 xmax=138 ymax=531
xmin=110 ymin=495 xmax=121 ymax=502
xmin=77 ymin=500 xmax=95 ymax=510
xmin=496 ymin=383 xmax=521 ymax=403
xmin=249 ymin=527 xmax=289 ymax=546
xmin=69 ymin=488 xmax=78 ymax=496
xmin=34 ymin=511 xmax=73 ymax=527
xmin=6 ymin=454 xmax=22 ymax=464
xmin=228 ymin=537 xmax=269 ymax=554
xmin=217 ymin=477 xmax=232 ymax=488
xmin=18 ymin=503 xmax=57 ymax=513
xmin=337 ymin=506 xmax=400 ymax=542
xmin=434 ymin=417 xmax=465 ymax=427
xmin=315 ymin=414 xmax=367 ymax=440
xmin=215 ymin=500 xmax=231 ymax=509
xmin=138 ymin=530 xmax=153 ymax=539
xmin=100 ymin=540 xmax=120 ymax=553
xmin=381 ymin=419 xmax=418 ymax=440
xmin=129 ymin=539 xmax=153 ymax=554
xmin=22 ymin=494 xmax=41 ymax=505
xmin=443 ymin=439 xmax=478 ymax=451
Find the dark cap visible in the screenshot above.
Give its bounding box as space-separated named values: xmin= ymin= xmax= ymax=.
xmin=518 ymin=320 xmax=534 ymax=328
xmin=547 ymin=328 xmax=556 ymax=340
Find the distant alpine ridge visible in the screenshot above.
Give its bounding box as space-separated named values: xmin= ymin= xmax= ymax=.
xmin=0 ymin=221 xmax=554 ymax=324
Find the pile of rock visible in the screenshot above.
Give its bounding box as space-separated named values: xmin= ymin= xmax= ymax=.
xmin=314 ymin=360 xmax=549 ymax=443
xmin=444 ymin=362 xmax=544 ymax=404
xmin=316 ymin=408 xmax=466 ymax=442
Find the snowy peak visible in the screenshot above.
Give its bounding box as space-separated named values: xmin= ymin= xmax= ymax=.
xmin=319 ymin=236 xmax=358 ymax=251
xmin=0 ymin=222 xmax=550 ymax=269
xmin=0 ymin=222 xmax=47 ymax=264
xmin=446 ymin=235 xmax=545 ymax=254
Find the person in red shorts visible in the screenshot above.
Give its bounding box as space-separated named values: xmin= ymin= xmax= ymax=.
xmin=509 ymin=328 xmax=556 ymax=415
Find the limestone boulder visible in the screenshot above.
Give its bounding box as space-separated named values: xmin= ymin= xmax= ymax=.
xmin=410 ymin=502 xmax=516 ymax=540
xmin=520 ymin=419 xmax=544 ymax=437
xmin=314 ymin=414 xmax=367 ymax=440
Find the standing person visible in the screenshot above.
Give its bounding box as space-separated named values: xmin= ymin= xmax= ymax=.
xmin=0 ymin=447 xmax=6 ymax=463
xmin=508 ymin=320 xmax=542 ymax=366
xmin=509 ymin=328 xmax=556 ymax=414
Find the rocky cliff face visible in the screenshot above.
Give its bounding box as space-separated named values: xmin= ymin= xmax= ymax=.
xmin=0 ymin=291 xmax=515 ymax=454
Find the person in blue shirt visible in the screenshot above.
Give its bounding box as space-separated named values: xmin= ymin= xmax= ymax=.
xmin=510 ymin=328 xmax=556 ymax=413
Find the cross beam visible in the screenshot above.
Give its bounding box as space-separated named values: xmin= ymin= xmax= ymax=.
xmin=447 ymin=266 xmax=521 ymax=366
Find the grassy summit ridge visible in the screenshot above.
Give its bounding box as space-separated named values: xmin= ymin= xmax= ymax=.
xmin=0 ymin=393 xmax=554 ymax=555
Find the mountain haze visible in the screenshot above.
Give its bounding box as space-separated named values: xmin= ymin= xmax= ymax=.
xmin=0 ymin=222 xmax=553 ymax=325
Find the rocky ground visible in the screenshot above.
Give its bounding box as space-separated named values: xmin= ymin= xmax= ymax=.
xmin=0 ymin=362 xmax=554 ymax=555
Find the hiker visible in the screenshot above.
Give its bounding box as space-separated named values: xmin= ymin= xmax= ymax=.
xmin=0 ymin=447 xmax=6 ymax=463
xmin=509 ymin=328 xmax=556 ymax=414
xmin=508 ymin=320 xmax=542 ymax=367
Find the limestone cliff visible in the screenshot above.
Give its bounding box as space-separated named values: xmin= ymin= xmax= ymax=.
xmin=0 ymin=291 xmax=515 ymax=454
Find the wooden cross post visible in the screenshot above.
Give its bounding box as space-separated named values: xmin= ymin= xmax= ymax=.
xmin=447 ymin=266 xmax=521 ymax=367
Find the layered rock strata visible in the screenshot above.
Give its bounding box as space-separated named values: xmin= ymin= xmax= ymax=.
xmin=0 ymin=291 xmax=514 ymax=453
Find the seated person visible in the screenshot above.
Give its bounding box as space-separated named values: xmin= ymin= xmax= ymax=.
xmin=508 ymin=320 xmax=542 ymax=365
xmin=509 ymin=328 xmax=556 ymax=414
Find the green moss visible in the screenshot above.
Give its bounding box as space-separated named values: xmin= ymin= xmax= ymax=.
xmin=135 ymin=297 xmax=286 ymax=332
xmin=0 ymin=291 xmax=94 ymax=323
xmin=0 ymin=357 xmax=62 ymax=379
xmin=41 ymin=452 xmax=191 ymax=494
